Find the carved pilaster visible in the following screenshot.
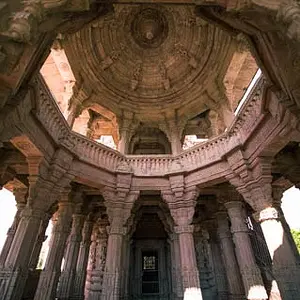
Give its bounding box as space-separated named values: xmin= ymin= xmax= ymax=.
xmin=225 ymin=201 xmax=268 ymax=300
xmin=34 ymin=192 xmax=74 ymax=300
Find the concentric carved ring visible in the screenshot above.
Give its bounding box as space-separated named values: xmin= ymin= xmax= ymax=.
xmin=131 ymin=8 xmax=169 ymax=49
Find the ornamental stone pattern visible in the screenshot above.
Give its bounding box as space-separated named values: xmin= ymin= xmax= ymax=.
xmin=0 ymin=1 xmax=300 ymax=300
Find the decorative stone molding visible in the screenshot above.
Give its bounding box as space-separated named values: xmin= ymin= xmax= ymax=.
xmin=174 ymin=224 xmax=194 ymax=234
xmin=34 ymin=73 xmax=267 ymax=180
xmin=115 ymin=160 xmax=132 ymax=174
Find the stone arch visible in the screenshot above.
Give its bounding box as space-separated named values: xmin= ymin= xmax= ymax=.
xmin=128 ymin=126 xmax=171 ymax=154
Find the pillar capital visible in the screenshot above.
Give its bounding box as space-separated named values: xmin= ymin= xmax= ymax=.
xmin=253 ymin=206 xmax=280 ymax=223
xmin=225 ymin=201 xmax=249 ymax=234
xmin=103 ymin=188 xmax=139 ymax=229
xmin=13 ymin=187 xmax=28 ymax=204
xmin=161 ymin=186 xmax=199 ymax=226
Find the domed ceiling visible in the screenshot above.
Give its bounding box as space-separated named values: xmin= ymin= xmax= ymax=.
xmin=63 ymin=4 xmax=235 ymax=122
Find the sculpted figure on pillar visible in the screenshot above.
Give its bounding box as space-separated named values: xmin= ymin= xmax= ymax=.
xmin=87 ymin=218 xmax=108 ymax=300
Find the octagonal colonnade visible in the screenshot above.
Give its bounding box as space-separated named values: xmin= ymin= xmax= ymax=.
xmin=0 ymin=1 xmax=300 ymax=300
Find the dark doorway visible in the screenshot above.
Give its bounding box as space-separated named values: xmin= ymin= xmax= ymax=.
xmin=142 ymin=251 xmax=159 ymax=294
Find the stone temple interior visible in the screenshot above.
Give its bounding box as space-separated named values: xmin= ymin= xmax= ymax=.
xmin=0 ymin=1 xmax=300 ymax=300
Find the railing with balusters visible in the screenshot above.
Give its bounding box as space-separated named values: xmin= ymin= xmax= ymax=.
xmin=36 ymin=73 xmax=264 ymax=177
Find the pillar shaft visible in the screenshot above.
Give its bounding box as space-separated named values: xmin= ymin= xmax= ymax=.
xmin=72 ymin=219 xmax=93 ymax=300
xmin=57 ymin=213 xmax=85 ymax=299
xmin=0 ymin=201 xmax=26 ymax=267
xmin=217 ymin=212 xmax=244 ymax=299
xmin=88 ymin=227 xmax=108 ymax=300
xmin=256 ymin=206 xmax=300 ymax=300
xmin=28 ymin=214 xmax=50 ymax=269
xmin=34 ymin=201 xmax=73 ymax=300
xmin=174 ymin=225 xmax=202 ymax=299
xmin=209 ymin=231 xmax=228 ymax=299
xmin=85 ymin=228 xmax=98 ymax=299
xmin=101 ymin=226 xmax=125 ymax=300
xmin=170 ymin=233 xmax=183 ymax=299
xmin=226 ymin=201 xmax=268 ymax=300
xmin=0 ymin=206 xmax=47 ymax=300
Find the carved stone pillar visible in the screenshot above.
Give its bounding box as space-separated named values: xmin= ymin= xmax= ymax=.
xmin=225 ymin=201 xmax=268 ymax=300
xmin=85 ymin=226 xmax=98 ymax=298
xmin=0 ymin=205 xmax=49 ymax=300
xmin=174 ymin=224 xmax=202 ymax=298
xmin=101 ymin=222 xmax=125 ymax=300
xmin=0 ymin=176 xmax=56 ymax=300
xmin=194 ymin=226 xmax=218 ymax=300
xmin=162 ymin=186 xmax=202 ymax=299
xmin=28 ymin=210 xmax=51 ymax=269
xmin=57 ymin=211 xmax=85 ymax=299
xmin=34 ymin=196 xmax=74 ymax=300
xmin=0 ymin=188 xmax=27 ymax=267
xmin=204 ymin=221 xmax=228 ymax=300
xmin=216 ymin=211 xmax=244 ymax=300
xmin=169 ymin=232 xmax=183 ymax=299
xmin=101 ymin=185 xmax=139 ymax=300
xmin=254 ymin=205 xmax=300 ymax=299
xmin=72 ymin=217 xmax=93 ymax=300
xmin=88 ymin=224 xmax=108 ymax=300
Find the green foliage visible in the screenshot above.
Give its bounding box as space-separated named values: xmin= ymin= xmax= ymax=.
xmin=291 ymin=229 xmax=300 ymax=253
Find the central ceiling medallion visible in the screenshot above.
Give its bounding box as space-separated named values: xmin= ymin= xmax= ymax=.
xmin=131 ymin=8 xmax=168 ymax=49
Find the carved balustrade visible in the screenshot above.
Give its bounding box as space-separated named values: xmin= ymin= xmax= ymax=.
xmin=36 ymin=74 xmax=264 ymax=177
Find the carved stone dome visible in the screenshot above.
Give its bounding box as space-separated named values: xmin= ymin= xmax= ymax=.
xmin=131 ymin=8 xmax=168 ymax=49
xmin=64 ymin=4 xmax=234 ymax=121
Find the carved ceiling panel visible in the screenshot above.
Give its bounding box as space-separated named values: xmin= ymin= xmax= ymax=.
xmin=63 ymin=4 xmax=235 ymax=122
